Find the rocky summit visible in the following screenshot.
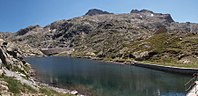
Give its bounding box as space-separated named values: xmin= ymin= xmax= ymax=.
xmin=3 ymin=9 xmax=198 ymax=66
xmin=85 ymin=9 xmax=112 ymax=16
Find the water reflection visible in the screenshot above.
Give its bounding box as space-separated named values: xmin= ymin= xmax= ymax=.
xmin=26 ymin=56 xmax=190 ymax=96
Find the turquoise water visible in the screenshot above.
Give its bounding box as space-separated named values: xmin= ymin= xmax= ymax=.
xmin=25 ymin=56 xmax=191 ymax=96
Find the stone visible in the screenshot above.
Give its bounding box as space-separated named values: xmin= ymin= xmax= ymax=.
xmin=0 ymin=39 xmax=5 ymax=45
xmin=0 ymin=59 xmax=2 ymax=68
xmin=0 ymin=48 xmax=7 ymax=64
xmin=133 ymin=51 xmax=149 ymax=60
xmin=0 ymin=81 xmax=9 ymax=94
xmin=0 ymin=69 xmax=3 ymax=76
xmin=70 ymin=90 xmax=78 ymax=95
xmin=86 ymin=52 xmax=96 ymax=56
xmin=0 ymin=81 xmax=8 ymax=85
xmin=1 ymin=93 xmax=11 ymax=96
xmin=179 ymin=58 xmax=192 ymax=64
xmin=77 ymin=95 xmax=85 ymax=96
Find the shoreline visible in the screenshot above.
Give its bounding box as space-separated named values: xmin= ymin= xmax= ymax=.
xmin=133 ymin=62 xmax=198 ymax=76
xmin=34 ymin=55 xmax=198 ymax=76
xmin=104 ymin=61 xmax=197 ymax=76
xmin=71 ymin=56 xmax=198 ymax=76
xmin=27 ymin=62 xmax=84 ymax=96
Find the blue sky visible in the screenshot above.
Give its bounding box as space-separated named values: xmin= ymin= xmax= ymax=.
xmin=0 ymin=0 xmax=197 ymax=32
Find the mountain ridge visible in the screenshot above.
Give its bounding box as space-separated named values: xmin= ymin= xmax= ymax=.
xmin=1 ymin=9 xmax=198 ymax=67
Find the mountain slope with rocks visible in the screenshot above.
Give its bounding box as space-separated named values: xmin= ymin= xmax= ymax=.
xmin=6 ymin=9 xmax=198 ymax=67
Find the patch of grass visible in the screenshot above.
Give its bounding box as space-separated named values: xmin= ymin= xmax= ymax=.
xmin=1 ymin=76 xmax=74 ymax=96
xmin=142 ymin=60 xmax=198 ymax=68
xmin=145 ymin=33 xmax=169 ymax=53
xmin=103 ymin=57 xmax=113 ymax=61
xmin=71 ymin=51 xmax=87 ymax=57
xmin=124 ymin=33 xmax=170 ymax=53
xmin=2 ymin=76 xmax=36 ymax=94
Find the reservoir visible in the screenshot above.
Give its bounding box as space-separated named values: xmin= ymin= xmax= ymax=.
xmin=25 ymin=56 xmax=191 ymax=96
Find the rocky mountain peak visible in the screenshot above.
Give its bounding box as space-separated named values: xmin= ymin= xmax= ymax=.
xmin=15 ymin=25 xmax=42 ymax=36
xmin=130 ymin=9 xmax=174 ymax=23
xmin=131 ymin=9 xmax=154 ymax=14
xmin=85 ymin=9 xmax=112 ymax=16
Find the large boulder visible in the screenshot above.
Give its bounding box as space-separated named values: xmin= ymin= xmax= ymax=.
xmin=133 ymin=51 xmax=149 ymax=61
xmin=133 ymin=51 xmax=157 ymax=61
xmin=0 ymin=48 xmax=7 ymax=65
xmin=0 ymin=69 xmax=3 ymax=76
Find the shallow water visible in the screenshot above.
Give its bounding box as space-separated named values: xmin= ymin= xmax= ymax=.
xmin=25 ymin=56 xmax=191 ymax=96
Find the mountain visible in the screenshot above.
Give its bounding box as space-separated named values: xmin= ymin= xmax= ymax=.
xmin=5 ymin=9 xmax=198 ymax=66
xmin=85 ymin=9 xmax=112 ymax=16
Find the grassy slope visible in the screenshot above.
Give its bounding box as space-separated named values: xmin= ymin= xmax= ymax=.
xmin=125 ymin=32 xmax=198 ymax=67
xmin=0 ymin=75 xmax=73 ymax=96
xmin=68 ymin=32 xmax=198 ymax=68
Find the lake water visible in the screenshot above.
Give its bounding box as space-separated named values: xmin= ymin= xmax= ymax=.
xmin=25 ymin=56 xmax=191 ymax=96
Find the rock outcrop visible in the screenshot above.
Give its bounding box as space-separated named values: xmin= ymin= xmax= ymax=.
xmin=0 ymin=39 xmax=37 ymax=95
xmin=15 ymin=25 xmax=41 ymax=36
xmin=130 ymin=9 xmax=174 ymax=23
xmin=85 ymin=9 xmax=112 ymax=16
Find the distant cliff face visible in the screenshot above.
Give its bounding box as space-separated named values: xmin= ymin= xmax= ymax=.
xmin=5 ymin=9 xmax=198 ymax=65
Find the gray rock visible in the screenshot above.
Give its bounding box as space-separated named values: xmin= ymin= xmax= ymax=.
xmin=133 ymin=51 xmax=149 ymax=60
xmin=0 ymin=69 xmax=3 ymax=76
xmin=70 ymin=90 xmax=78 ymax=95
xmin=0 ymin=48 xmax=7 ymax=64
xmin=3 ymin=69 xmax=39 ymax=91
xmin=0 ymin=80 xmax=9 ymax=94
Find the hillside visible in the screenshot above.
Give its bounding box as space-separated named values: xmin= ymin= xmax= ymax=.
xmin=5 ymin=9 xmax=198 ymax=67
xmin=0 ymin=39 xmax=78 ymax=95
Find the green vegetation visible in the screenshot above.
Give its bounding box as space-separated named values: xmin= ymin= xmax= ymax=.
xmin=1 ymin=76 xmax=36 ymax=94
xmin=69 ymin=32 xmax=198 ymax=68
xmin=130 ymin=33 xmax=198 ymax=68
xmin=141 ymin=60 xmax=198 ymax=68
xmin=101 ymin=32 xmax=198 ymax=67
xmin=0 ymin=76 xmax=74 ymax=96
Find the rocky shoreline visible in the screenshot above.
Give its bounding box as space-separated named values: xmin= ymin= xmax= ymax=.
xmin=0 ymin=39 xmax=85 ymax=96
